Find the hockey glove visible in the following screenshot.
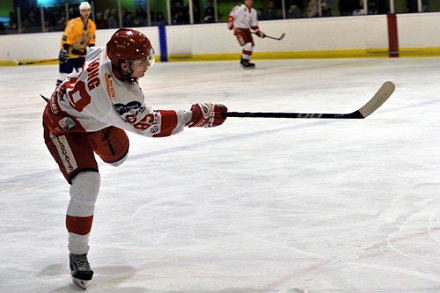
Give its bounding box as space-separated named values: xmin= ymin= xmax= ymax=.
xmin=255 ymin=30 xmax=266 ymax=38
xmin=188 ymin=103 xmax=228 ymax=128
xmin=227 ymin=16 xmax=234 ymax=30
xmin=59 ymin=49 xmax=68 ymax=63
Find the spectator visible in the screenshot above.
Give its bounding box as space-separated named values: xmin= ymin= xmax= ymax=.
xmin=95 ymin=12 xmax=108 ymax=29
xmin=339 ymin=0 xmax=362 ymax=16
xmin=153 ymin=11 xmax=167 ymax=26
xmin=203 ymin=0 xmax=215 ymax=23
xmin=150 ymin=10 xmax=156 ymax=24
xmin=8 ymin=13 xmax=18 ymax=33
xmin=135 ymin=5 xmax=148 ymax=26
xmin=22 ymin=8 xmax=41 ymax=33
xmin=55 ymin=11 xmax=67 ymax=31
xmin=0 ymin=22 xmax=5 ymax=35
xmin=308 ymin=0 xmax=333 ymax=17
xmin=104 ymin=8 xmax=118 ymax=28
xmin=290 ymin=0 xmax=305 ymax=13
xmin=261 ymin=0 xmax=282 ymax=20
xmin=376 ymin=0 xmax=389 ymax=14
xmin=287 ymin=4 xmax=303 ymax=18
xmin=407 ymin=0 xmax=429 ymax=12
xmin=192 ymin=0 xmax=201 ymax=23
xmin=173 ymin=7 xmax=188 ymax=25
xmin=321 ymin=2 xmax=333 ymax=17
xmin=123 ymin=11 xmax=135 ymax=27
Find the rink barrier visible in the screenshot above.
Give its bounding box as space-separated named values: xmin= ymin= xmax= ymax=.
xmin=387 ymin=14 xmax=399 ymax=58
xmin=2 ymin=13 xmax=440 ymax=66
xmin=167 ymin=49 xmax=390 ymax=62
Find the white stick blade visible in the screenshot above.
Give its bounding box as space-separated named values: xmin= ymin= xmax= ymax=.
xmin=358 ymin=81 xmax=395 ymax=118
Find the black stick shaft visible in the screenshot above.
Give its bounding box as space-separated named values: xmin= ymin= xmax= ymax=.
xmin=224 ymin=111 xmax=362 ymax=119
xmin=223 ymin=81 xmax=395 ymax=120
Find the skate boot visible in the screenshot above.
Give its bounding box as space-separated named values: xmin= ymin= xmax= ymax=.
xmin=69 ymin=253 xmax=94 ymax=290
xmin=240 ymin=57 xmax=255 ymax=69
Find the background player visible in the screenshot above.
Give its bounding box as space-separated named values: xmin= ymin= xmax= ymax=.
xmin=57 ymin=2 xmax=96 ymax=86
xmin=43 ymin=28 xmax=228 ymax=289
xmin=228 ymin=0 xmax=266 ymax=69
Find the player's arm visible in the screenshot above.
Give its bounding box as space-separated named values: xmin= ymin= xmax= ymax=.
xmin=107 ymin=102 xmax=227 ymax=137
xmin=59 ymin=21 xmax=74 ymax=62
xmin=88 ymin=22 xmax=96 ymax=47
xmin=227 ymin=6 xmax=238 ymax=30
xmin=59 ymin=20 xmax=78 ymax=61
xmin=131 ymin=103 xmax=227 ymax=137
xmin=251 ymin=11 xmax=265 ymax=38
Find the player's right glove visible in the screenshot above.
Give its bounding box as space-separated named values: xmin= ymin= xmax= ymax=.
xmin=255 ymin=30 xmax=266 ymax=38
xmin=58 ymin=49 xmax=68 ymax=63
xmin=187 ymin=103 xmax=228 ymax=128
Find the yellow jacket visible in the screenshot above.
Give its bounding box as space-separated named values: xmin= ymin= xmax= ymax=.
xmin=61 ymin=17 xmax=96 ymax=58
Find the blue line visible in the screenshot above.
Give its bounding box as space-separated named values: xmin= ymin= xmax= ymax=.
xmin=158 ymin=25 xmax=168 ymax=62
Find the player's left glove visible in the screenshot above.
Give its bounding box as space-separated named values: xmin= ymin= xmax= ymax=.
xmin=58 ymin=49 xmax=68 ymax=63
xmin=187 ymin=103 xmax=228 ymax=128
xmin=227 ymin=16 xmax=234 ymax=30
xmin=255 ymin=30 xmax=266 ymax=38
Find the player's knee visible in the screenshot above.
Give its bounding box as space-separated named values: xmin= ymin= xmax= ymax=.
xmin=243 ymin=43 xmax=253 ymax=52
xmin=70 ymin=171 xmax=100 ymax=203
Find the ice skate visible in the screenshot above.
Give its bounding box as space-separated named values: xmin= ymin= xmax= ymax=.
xmin=70 ymin=253 xmax=93 ymax=290
xmin=72 ymin=278 xmax=89 ymax=290
xmin=240 ymin=57 xmax=255 ymax=69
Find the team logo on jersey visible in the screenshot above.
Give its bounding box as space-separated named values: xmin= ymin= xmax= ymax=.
xmin=114 ymin=101 xmax=144 ymax=115
xmin=58 ymin=117 xmax=76 ymax=131
xmin=105 ymin=73 xmax=115 ymax=99
xmin=150 ymin=125 xmax=159 ymax=134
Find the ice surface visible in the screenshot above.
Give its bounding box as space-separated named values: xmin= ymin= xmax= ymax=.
xmin=1 ymin=58 xmax=440 ymax=292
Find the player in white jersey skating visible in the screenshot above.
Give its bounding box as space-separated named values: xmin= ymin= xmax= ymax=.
xmin=228 ymin=0 xmax=266 ymax=69
xmin=42 ymin=28 xmax=228 ymax=289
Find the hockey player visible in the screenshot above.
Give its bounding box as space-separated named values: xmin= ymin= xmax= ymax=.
xmin=228 ymin=0 xmax=266 ymax=69
xmin=57 ymin=2 xmax=96 ymax=86
xmin=42 ymin=28 xmax=228 ymax=289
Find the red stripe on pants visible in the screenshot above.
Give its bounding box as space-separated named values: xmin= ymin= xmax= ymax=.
xmin=66 ymin=215 xmax=94 ymax=235
xmin=387 ymin=14 xmax=399 ymax=58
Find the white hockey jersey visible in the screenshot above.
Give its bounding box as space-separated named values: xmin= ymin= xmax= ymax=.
xmin=228 ymin=4 xmax=259 ymax=30
xmin=43 ymin=47 xmax=189 ymax=138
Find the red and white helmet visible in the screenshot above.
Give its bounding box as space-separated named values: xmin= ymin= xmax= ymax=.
xmin=106 ymin=28 xmax=155 ymax=68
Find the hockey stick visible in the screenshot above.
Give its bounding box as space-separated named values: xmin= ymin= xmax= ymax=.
xmin=224 ymin=81 xmax=395 ymax=119
xmin=8 ymin=53 xmax=57 ymax=65
xmin=16 ymin=58 xmax=58 ymax=65
xmin=40 ymin=94 xmax=49 ymax=102
xmin=253 ymin=32 xmax=285 ymax=41
xmin=265 ymin=32 xmax=285 ymax=41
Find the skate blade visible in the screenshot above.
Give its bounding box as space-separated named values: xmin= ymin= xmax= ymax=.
xmin=241 ymin=65 xmax=255 ymax=70
xmin=72 ymin=277 xmax=88 ymax=290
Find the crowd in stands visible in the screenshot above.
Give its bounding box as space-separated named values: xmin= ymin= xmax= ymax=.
xmin=0 ymin=0 xmax=432 ymax=35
